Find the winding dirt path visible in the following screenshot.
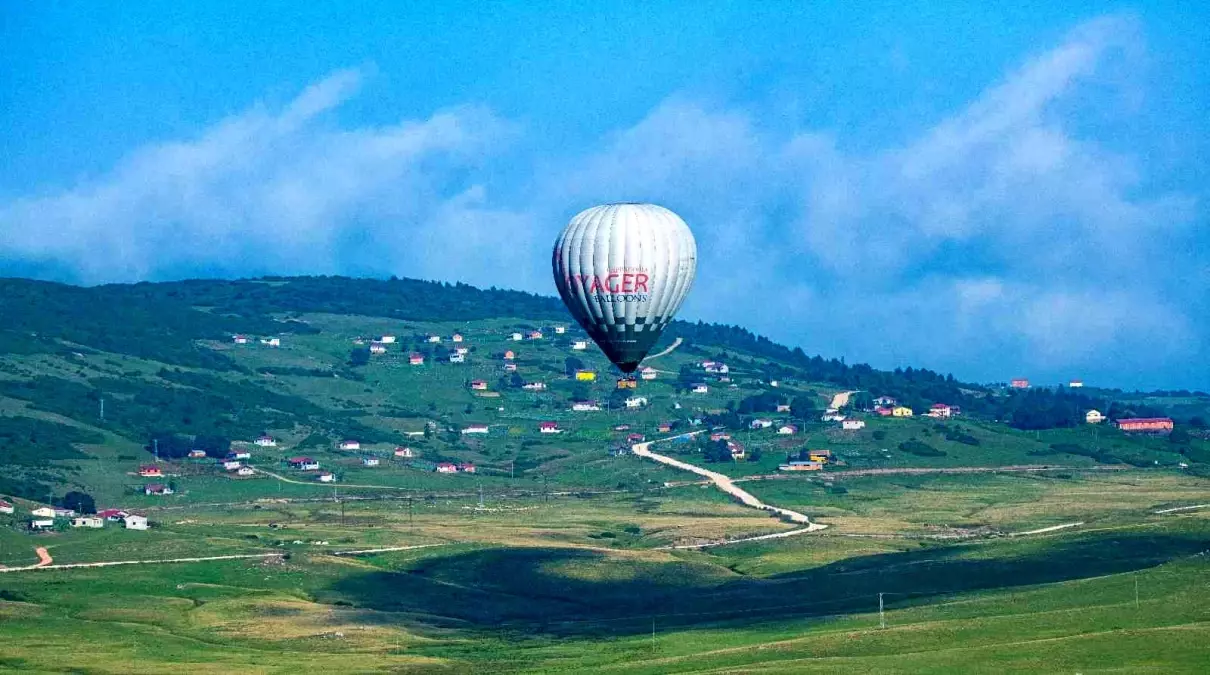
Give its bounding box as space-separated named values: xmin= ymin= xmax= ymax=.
xmin=632 ymin=434 xmax=827 ymax=547
xmin=0 ymin=551 xmax=284 ymax=573
xmin=829 ymin=390 xmax=858 ymax=410
xmin=639 ymin=337 xmax=683 ymax=363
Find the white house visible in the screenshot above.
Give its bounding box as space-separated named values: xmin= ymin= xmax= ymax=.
xmin=639 ymin=367 xmax=658 ymax=380
xmin=254 ymin=435 xmax=276 ymax=447
xmin=927 ymin=404 xmax=953 ymax=418
xmin=362 ymin=457 xmax=380 ymax=467
xmin=822 ymin=412 xmax=846 ymax=422
xmin=144 ymin=484 xmax=173 ymax=496
xmin=0 ymin=500 xmax=13 ymax=514
xmin=260 ymin=337 xmax=281 ymax=347
xmin=462 ymin=424 xmax=490 ymax=434
xmin=504 ymin=363 xmax=517 ymax=373
xmin=1085 ymin=409 xmax=1106 ymax=424
xmin=452 ymin=333 xmax=464 ymax=343
xmin=427 ymin=335 xmax=442 ymax=343
xmin=527 ymin=331 xmax=543 ymax=340
xmin=572 ymin=401 xmax=601 ymax=412
xmin=31 ymin=506 xmax=56 ymax=518
xmin=379 ymin=335 xmax=396 ymax=344
xmin=436 ymin=462 xmax=458 ymax=473
xmin=288 ymin=457 xmax=319 ymax=470
xmin=539 ymin=421 xmax=562 ymax=434
xmin=510 ymin=332 xmax=523 ymax=341
xmin=71 ymin=516 xmax=104 ymax=528
xmin=449 ymin=353 xmax=466 ymax=363
xmin=454 ymin=346 xmax=469 ymax=355
xmin=522 ymin=382 xmax=547 ymax=391
xmin=750 ymin=419 xmax=773 ymax=429
xmin=235 ymin=466 xmax=255 ymax=476
xmin=124 ymin=514 xmax=149 ymax=530
xmin=572 ymin=340 xmax=588 ymax=351
xmin=553 ymin=326 xmax=566 ymax=334
xmin=221 ymin=459 xmax=242 ymax=471
xmin=842 ymin=419 xmax=866 ymax=430
xmin=776 ymin=404 xmax=791 ymax=413
xmin=317 ymin=472 xmax=337 ymax=483
xmin=692 ymin=384 xmax=709 ymax=394
xmin=625 ymin=396 xmax=648 ymax=409
xmin=228 ymin=450 xmax=251 ymax=460
xmin=409 ymin=353 xmax=425 ymax=365
xmin=339 ymin=440 xmax=361 ymax=451
xmin=394 ymin=446 xmax=414 ymax=458
xmin=1069 ymin=380 xmax=1084 ymax=388
xmin=232 ymin=335 xmax=249 ymax=344
xmin=873 ymin=396 xmax=897 ymax=407
xmin=29 ymin=519 xmax=55 ymax=530
xmin=470 ymin=380 xmax=489 ymax=391
xmin=777 ymin=424 xmax=799 ymax=435
xmin=369 ymin=344 xmax=387 ymax=354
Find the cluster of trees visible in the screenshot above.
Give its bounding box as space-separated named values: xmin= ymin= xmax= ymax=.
xmin=145 ymin=433 xmax=231 ymax=459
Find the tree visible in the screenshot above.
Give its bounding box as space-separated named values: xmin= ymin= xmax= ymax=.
xmin=348 ymin=347 xmax=370 ymax=367
xmin=565 ymin=357 xmax=585 ymax=377
xmin=703 ymin=440 xmax=732 ymax=463
xmin=194 ymin=434 xmax=231 ymax=459
xmin=62 ymin=491 xmax=96 ymax=514
xmin=746 ymin=447 xmax=763 ymax=463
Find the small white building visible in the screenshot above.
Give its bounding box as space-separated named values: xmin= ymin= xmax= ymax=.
xmin=522 ymin=382 xmax=547 ymax=391
xmin=29 ymin=519 xmax=55 ymax=530
xmin=553 ymin=326 xmax=566 ymax=334
xmin=235 ymin=466 xmax=255 ymax=476
xmin=394 ymin=446 xmax=414 ymax=458
xmin=379 ymin=335 xmax=396 ymax=344
xmin=1085 ymin=409 xmax=1106 ymax=424
xmin=462 ymin=424 xmax=490 ymax=434
xmin=221 ymin=460 xmax=242 ymax=471
xmin=452 ymin=333 xmax=464 ymax=343
xmin=572 ymin=340 xmax=588 ymax=351
xmin=454 ymin=346 xmax=469 ymax=355
xmin=539 ymin=421 xmax=562 ymax=434
xmin=254 ymin=435 xmax=277 ymax=447
xmin=362 ymin=457 xmax=380 ymax=467
xmin=470 ymin=380 xmax=489 ymax=391
xmin=260 ymin=337 xmax=281 ymax=347
xmin=527 ymin=331 xmax=543 ymax=340
xmin=777 ymin=424 xmax=798 ymax=435
xmin=510 ymin=332 xmax=523 ymax=341
xmin=339 ymin=440 xmax=361 ymax=451
xmin=71 ymin=516 xmax=104 ymax=528
xmin=31 ymin=506 xmax=56 ymax=518
xmin=369 ymin=344 xmax=387 ymax=354
xmin=625 ymin=396 xmax=649 ymax=409
xmin=0 ymin=500 xmax=13 ymax=514
xmin=449 ymin=353 xmax=466 ymax=363
xmin=232 ymin=335 xmax=249 ymax=344
xmin=842 ymin=419 xmax=866 ymax=430
xmin=317 ymin=472 xmax=337 ymax=483
xmin=750 ymin=419 xmax=773 ymax=429
xmin=124 ymin=514 xmax=149 ymax=530
xmin=229 ymin=450 xmax=251 ymax=460
xmin=639 ymin=367 xmax=658 ymax=380
xmin=427 ymin=335 xmax=442 ymax=343
xmin=692 ymin=384 xmax=709 ymax=394
xmin=572 ymin=401 xmax=601 ymax=412
xmin=409 ymin=353 xmax=425 ymax=365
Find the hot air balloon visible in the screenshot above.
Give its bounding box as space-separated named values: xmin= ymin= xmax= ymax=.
xmin=552 ymin=203 xmax=697 ymax=374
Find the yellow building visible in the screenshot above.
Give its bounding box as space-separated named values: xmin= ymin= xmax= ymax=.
xmin=616 ymin=377 xmax=637 ymax=389
xmin=892 ymin=406 xmax=914 ymax=417
xmin=808 ymin=449 xmax=832 ymax=463
xmin=575 ymin=370 xmax=597 ymax=382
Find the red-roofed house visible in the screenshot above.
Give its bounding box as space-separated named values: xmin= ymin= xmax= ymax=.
xmin=339 ymin=440 xmax=361 ymax=451
xmin=144 ymin=483 xmax=173 ymax=496
xmin=0 ymin=500 xmax=13 ymax=514
xmin=139 ymin=465 xmax=163 ymax=478
xmin=394 ymin=446 xmax=414 ymax=458
xmin=539 ymin=421 xmax=562 ymax=434
xmin=409 ymin=353 xmax=425 ymax=365
xmin=503 ymin=350 xmax=516 ymax=360
xmin=777 ymin=424 xmax=798 ymax=435
xmin=927 ymin=404 xmax=953 ymax=419
xmin=1116 ymin=418 xmax=1174 ymax=433
xmin=471 ymin=379 xmax=488 ymax=390
xmin=188 ymin=449 xmax=207 ymax=459
xmin=436 ymin=462 xmax=458 ymax=473
xmin=288 ymin=457 xmax=319 ymax=470
xmin=97 ymin=508 xmax=128 ymax=521
xmin=254 ymin=435 xmax=276 ymax=447
xmin=874 ymin=406 xmax=893 ymax=416
xmin=458 ymin=463 xmax=476 ymax=473
xmin=1010 ymin=378 xmax=1030 ymax=389
xmin=627 ymin=433 xmax=646 ymax=443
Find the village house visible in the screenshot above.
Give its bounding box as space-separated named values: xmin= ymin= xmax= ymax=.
xmin=71 ymin=516 xmax=104 ymax=528
xmin=522 ymin=381 xmax=547 ymax=391
xmin=527 ymin=331 xmax=543 ymax=340
xmin=769 ymin=380 xmax=780 ymax=387
xmin=873 ymin=396 xmax=897 ymax=407
xmin=572 ymin=401 xmax=601 ymax=412
xmin=452 ymin=333 xmax=464 ymax=343
xmin=436 ymin=462 xmax=458 ymax=473
xmin=379 ymin=335 xmax=396 ymax=344
xmin=362 ymin=457 xmax=380 ymax=467
xmin=727 ymin=440 xmax=746 ymax=460
xmin=254 ymin=435 xmax=276 ymax=447
xmin=426 ymin=335 xmax=442 ymax=343
xmin=553 ymin=325 xmax=566 ymax=334
xmin=0 ymin=499 xmax=13 ymax=514
xmin=617 ymin=377 xmax=638 ymax=389
xmin=459 ymin=463 xmax=476 ymax=473
xmin=842 ymin=419 xmax=866 ymax=430
xmin=409 ymin=353 xmax=425 ymax=365
xmin=462 ymin=424 xmax=490 ymax=434
xmin=614 ymin=424 xmax=631 ymax=431
xmin=124 ymin=514 xmax=149 ymax=530
xmin=809 ymin=449 xmax=833 ymax=463
xmin=288 ymin=457 xmax=319 ymax=471
xmin=1010 ymin=378 xmax=1030 ymax=389
xmin=260 ymin=337 xmax=281 ymax=347
xmin=471 ymin=379 xmax=489 ymax=391
xmin=53 ymin=507 xmax=74 ymax=518
xmin=97 ymin=509 xmax=128 ymax=521
xmin=394 ymin=446 xmax=414 ymax=458
xmin=627 ymin=433 xmax=646 ymax=443
xmin=892 ymin=406 xmax=914 ymax=418
xmin=144 ymin=483 xmax=174 ymax=496
xmin=874 ymin=406 xmax=893 ymax=416
xmin=504 ymin=363 xmax=517 ymax=372
xmin=822 ymin=412 xmax=846 ymax=422
xmin=575 ymin=369 xmax=596 ymax=381
xmin=369 ymin=344 xmax=387 ymax=354
xmin=704 ymin=363 xmax=729 ymax=374
xmin=454 ymin=346 xmax=469 ymax=355
xmin=1116 ymin=417 xmax=1174 ymax=433
xmin=188 ymin=449 xmax=207 ymax=459
xmin=221 ymin=459 xmax=242 ymax=471
xmin=139 ymin=465 xmax=163 ymax=478
xmin=692 ymin=383 xmax=709 ymax=394
xmin=710 ymin=432 xmax=732 ymax=442
xmin=778 ymin=424 xmax=798 ymax=435
xmin=1085 ymin=410 xmax=1105 ymax=424
xmin=657 ymin=422 xmax=673 ymax=433
xmin=228 ymin=450 xmax=251 ymax=460
xmin=539 ymin=421 xmax=562 ymax=434
xmin=779 ymin=461 xmax=822 ymax=472
xmin=449 ymin=353 xmax=465 ymax=363
xmin=317 ymin=472 xmax=336 ymax=483
xmin=339 ymin=440 xmax=361 ymax=451
xmin=29 ymin=519 xmax=55 ymax=530
xmin=750 ymin=418 xmax=774 ymax=429
xmin=776 ymin=404 xmax=791 ymax=413
xmin=503 ymin=350 xmax=516 ymax=360
xmin=235 ymin=466 xmax=255 ymax=476
xmin=1069 ymin=379 xmax=1084 ymax=388
xmin=31 ymin=506 xmax=56 ymax=519
xmin=570 ymin=340 xmax=588 ymax=351
xmin=640 ymin=367 xmax=658 ymax=380
xmin=927 ymin=404 xmax=953 ymax=419
xmin=510 ymin=332 xmax=523 ymax=341
xmin=625 ymin=396 xmax=648 ymax=408
xmin=232 ymin=334 xmax=249 ymax=344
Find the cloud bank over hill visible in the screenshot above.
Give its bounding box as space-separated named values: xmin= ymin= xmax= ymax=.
xmin=1 ymin=15 xmax=1205 ymax=388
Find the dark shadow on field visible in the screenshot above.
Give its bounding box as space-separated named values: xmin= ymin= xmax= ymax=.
xmin=326 ymin=531 xmax=1209 ymax=638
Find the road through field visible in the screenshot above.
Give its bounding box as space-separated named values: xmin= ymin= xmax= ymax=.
xmin=639 ymin=337 xmax=683 ymax=363
xmin=632 ymin=435 xmax=827 ymax=546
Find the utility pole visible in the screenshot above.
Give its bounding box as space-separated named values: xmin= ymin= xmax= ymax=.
xmin=478 ymin=483 xmax=484 ymax=509
xmin=99 ymin=398 xmax=104 ymax=421
xmin=510 ymin=459 xmax=514 ymax=481
xmin=153 ymin=438 xmax=159 ymax=461
xmin=543 ymin=474 xmax=549 ymax=504
xmin=879 ymin=592 xmax=885 ymax=629
xmin=651 ymin=618 xmax=656 ymax=654
xmin=1135 ymin=575 xmax=1140 ymax=609
xmin=408 ymin=497 xmax=414 ymax=530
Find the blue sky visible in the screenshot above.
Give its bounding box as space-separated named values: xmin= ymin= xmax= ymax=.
xmin=2 ymin=2 xmax=1208 ymax=389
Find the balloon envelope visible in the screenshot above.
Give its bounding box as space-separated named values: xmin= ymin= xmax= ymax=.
xmin=552 ymin=203 xmax=697 ymax=373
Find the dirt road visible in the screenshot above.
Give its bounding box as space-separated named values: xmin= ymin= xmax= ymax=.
xmin=640 ymin=337 xmax=683 ymax=363
xmin=632 ymin=435 xmax=826 ymax=535
xmin=731 ymin=464 xmax=1126 ymax=483
xmin=829 ymin=390 xmax=858 ymax=410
